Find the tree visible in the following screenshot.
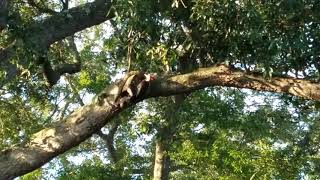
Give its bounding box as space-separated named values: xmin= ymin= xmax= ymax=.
xmin=1 ymin=0 xmax=320 ymax=179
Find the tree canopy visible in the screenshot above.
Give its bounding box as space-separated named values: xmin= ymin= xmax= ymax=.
xmin=1 ymin=0 xmax=320 ymax=179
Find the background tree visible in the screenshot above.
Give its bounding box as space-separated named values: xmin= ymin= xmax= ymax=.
xmin=1 ymin=0 xmax=320 ymax=179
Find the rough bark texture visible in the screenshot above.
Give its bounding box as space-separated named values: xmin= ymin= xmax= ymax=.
xmin=153 ymin=138 xmax=171 ymax=180
xmin=1 ymin=65 xmax=320 ymax=178
xmin=24 ymin=0 xmax=114 ymax=49
xmin=0 ymin=104 xmax=119 ymax=179
xmin=149 ymin=65 xmax=320 ymax=100
xmin=153 ymin=140 xmax=168 ymax=180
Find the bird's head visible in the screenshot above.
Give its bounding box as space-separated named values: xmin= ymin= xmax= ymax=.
xmin=144 ymin=74 xmax=156 ymax=81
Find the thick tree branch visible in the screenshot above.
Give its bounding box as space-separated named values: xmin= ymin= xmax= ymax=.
xmin=56 ymin=63 xmax=81 ymax=75
xmin=1 ymin=65 xmax=320 ymax=179
xmin=153 ymin=95 xmax=185 ymax=180
xmin=0 ymin=0 xmax=114 ymax=85
xmin=149 ymin=65 xmax=320 ymax=100
xmin=24 ymin=0 xmax=114 ymax=49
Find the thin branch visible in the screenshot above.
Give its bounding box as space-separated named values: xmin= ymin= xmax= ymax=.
xmin=66 ymin=35 xmax=81 ymax=64
xmin=97 ymin=120 xmax=121 ymax=163
xmin=47 ymin=91 xmax=71 ymax=121
xmin=179 ymin=0 xmax=187 ymax=8
xmin=249 ymin=171 xmax=258 ymax=180
xmin=58 ymin=100 xmax=71 ymax=121
xmin=127 ymin=27 xmax=133 ymax=71
xmin=65 ymin=75 xmax=84 ymax=106
xmin=60 ymin=0 xmax=69 ymax=10
xmin=64 ymin=35 xmax=84 ymax=105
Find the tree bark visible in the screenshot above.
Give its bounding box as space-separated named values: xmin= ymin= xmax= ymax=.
xmin=0 ymin=0 xmax=114 ymax=85
xmin=24 ymin=0 xmax=114 ymax=49
xmin=153 ymin=95 xmax=185 ymax=180
xmin=149 ymin=65 xmax=320 ymax=100
xmin=153 ymin=140 xmax=170 ymax=180
xmin=1 ymin=65 xmax=320 ymax=178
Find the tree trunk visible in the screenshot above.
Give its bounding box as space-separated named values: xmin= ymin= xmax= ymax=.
xmin=153 ymin=95 xmax=185 ymax=180
xmin=153 ymin=139 xmax=170 ymax=180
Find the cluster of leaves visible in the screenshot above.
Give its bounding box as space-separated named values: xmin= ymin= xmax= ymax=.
xmin=167 ymin=88 xmax=320 ymax=179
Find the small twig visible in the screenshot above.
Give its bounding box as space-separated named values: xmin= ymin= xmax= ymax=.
xmin=65 ymin=75 xmax=84 ymax=106
xmin=47 ymin=92 xmax=71 ymax=121
xmin=249 ymin=171 xmax=258 ymax=180
xmin=96 ymin=120 xmax=121 ymax=163
xmin=58 ymin=100 xmax=71 ymax=121
xmin=127 ymin=27 xmax=133 ymax=71
xmin=179 ymin=0 xmax=187 ymax=8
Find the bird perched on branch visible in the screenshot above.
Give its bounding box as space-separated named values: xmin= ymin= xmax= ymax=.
xmin=95 ymin=71 xmax=155 ymax=108
xmin=117 ymin=72 xmax=155 ymax=107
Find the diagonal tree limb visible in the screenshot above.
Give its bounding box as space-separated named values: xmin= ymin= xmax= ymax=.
xmin=1 ymin=64 xmax=320 ymax=179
